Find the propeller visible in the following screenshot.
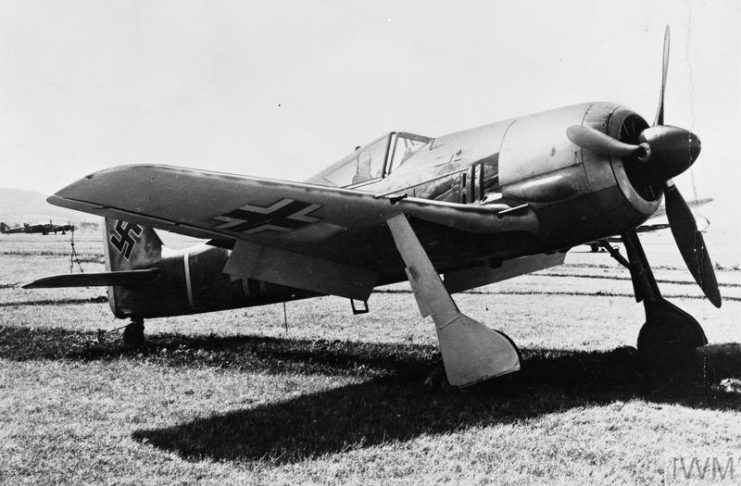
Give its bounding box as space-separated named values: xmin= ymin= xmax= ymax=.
xmin=654 ymin=25 xmax=670 ymax=126
xmin=664 ymin=181 xmax=721 ymax=307
xmin=566 ymin=26 xmax=721 ymax=307
xmin=565 ymin=125 xmax=650 ymax=160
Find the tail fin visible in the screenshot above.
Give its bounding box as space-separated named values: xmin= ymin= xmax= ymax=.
xmin=103 ymin=218 xmax=163 ymax=271
xmin=101 ymin=218 xmax=165 ymax=318
xmin=0 ymin=222 xmax=6 ymax=233
xmin=22 ymin=218 xmax=164 ymax=298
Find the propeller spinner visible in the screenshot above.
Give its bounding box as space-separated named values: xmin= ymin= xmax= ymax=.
xmin=565 ymin=124 xmax=701 ymax=186
xmin=566 ymin=26 xmax=721 ymax=307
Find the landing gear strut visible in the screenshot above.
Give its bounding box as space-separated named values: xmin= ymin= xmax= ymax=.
xmin=617 ymin=231 xmax=707 ymax=366
xmin=122 ymin=317 xmax=145 ymax=347
xmin=386 ymin=214 xmax=521 ymax=387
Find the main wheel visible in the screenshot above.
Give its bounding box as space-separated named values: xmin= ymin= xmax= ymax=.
xmin=637 ymin=299 xmax=707 ymax=364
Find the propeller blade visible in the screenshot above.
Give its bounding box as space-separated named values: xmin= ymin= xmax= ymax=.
xmin=566 ymin=125 xmax=643 ymax=157
xmin=654 ymin=26 xmax=670 ymax=126
xmin=664 ymin=182 xmax=721 ymax=307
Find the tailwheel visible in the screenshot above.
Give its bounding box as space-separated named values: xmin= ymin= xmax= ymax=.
xmin=122 ymin=317 xmax=145 ymax=348
xmin=637 ymin=298 xmax=707 ymax=364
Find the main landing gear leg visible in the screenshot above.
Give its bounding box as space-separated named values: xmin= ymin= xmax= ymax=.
xmin=122 ymin=317 xmax=145 ymax=348
xmin=386 ymin=214 xmax=521 ymax=387
xmin=618 ymin=231 xmax=707 ymax=369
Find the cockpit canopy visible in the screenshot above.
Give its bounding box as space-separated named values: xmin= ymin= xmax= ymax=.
xmin=308 ymin=132 xmax=433 ymax=187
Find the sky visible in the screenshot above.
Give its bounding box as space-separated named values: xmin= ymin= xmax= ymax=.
xmin=1 ymin=0 xmax=739 ymax=230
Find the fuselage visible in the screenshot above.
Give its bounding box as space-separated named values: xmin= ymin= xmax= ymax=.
xmin=109 ymin=102 xmax=664 ymax=319
xmin=312 ymin=101 xmax=661 ymax=250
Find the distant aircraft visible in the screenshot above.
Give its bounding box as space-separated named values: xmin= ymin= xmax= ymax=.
xmin=25 ymin=28 xmax=720 ymax=386
xmin=0 ymin=220 xmax=74 ymax=235
xmin=0 ymin=223 xmax=24 ymax=234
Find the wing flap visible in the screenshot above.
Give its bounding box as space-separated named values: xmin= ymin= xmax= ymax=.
xmin=224 ymin=240 xmax=378 ymax=300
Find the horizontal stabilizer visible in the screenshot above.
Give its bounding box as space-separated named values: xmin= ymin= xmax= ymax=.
xmin=23 ymin=268 xmax=160 ymax=289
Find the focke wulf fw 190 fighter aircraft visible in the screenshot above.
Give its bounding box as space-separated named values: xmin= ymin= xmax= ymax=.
xmin=25 ymin=28 xmax=720 ymax=387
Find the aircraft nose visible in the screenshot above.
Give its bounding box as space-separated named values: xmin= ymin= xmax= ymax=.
xmin=636 ymin=125 xmax=701 ymax=183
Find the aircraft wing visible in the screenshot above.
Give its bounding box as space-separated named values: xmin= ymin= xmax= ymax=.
xmin=47 ymin=164 xmax=541 ymax=300
xmin=48 ymin=164 xmax=545 ymax=299
xmin=49 ymin=164 xmax=538 ymax=245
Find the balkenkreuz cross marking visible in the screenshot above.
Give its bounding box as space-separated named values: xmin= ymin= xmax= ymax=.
xmin=110 ymin=220 xmax=143 ymax=260
xmin=211 ymin=199 xmax=321 ymax=234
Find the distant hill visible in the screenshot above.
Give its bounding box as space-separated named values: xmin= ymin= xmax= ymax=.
xmin=0 ymin=187 xmax=99 ymax=227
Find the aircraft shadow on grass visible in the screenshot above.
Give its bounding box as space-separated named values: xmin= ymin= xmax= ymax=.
xmin=130 ymin=343 xmax=741 ymax=464
xmin=0 ymin=326 xmax=739 ymax=464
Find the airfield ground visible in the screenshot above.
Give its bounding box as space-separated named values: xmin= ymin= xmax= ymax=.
xmin=1 ymin=230 xmax=739 ymax=484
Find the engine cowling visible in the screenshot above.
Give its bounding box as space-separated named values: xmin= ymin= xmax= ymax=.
xmin=497 ymin=102 xmax=662 ymax=248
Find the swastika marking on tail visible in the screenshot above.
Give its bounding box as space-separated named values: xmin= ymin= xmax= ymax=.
xmin=210 ymin=199 xmax=322 ymax=234
xmin=110 ymin=221 xmax=143 ymax=260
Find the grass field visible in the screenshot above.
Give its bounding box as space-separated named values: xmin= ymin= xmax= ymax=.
xmin=1 ymin=231 xmax=740 ymax=485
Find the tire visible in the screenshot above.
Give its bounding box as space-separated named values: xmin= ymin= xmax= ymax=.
xmin=637 ymin=300 xmax=707 ymax=364
xmin=122 ymin=320 xmax=145 ymax=347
